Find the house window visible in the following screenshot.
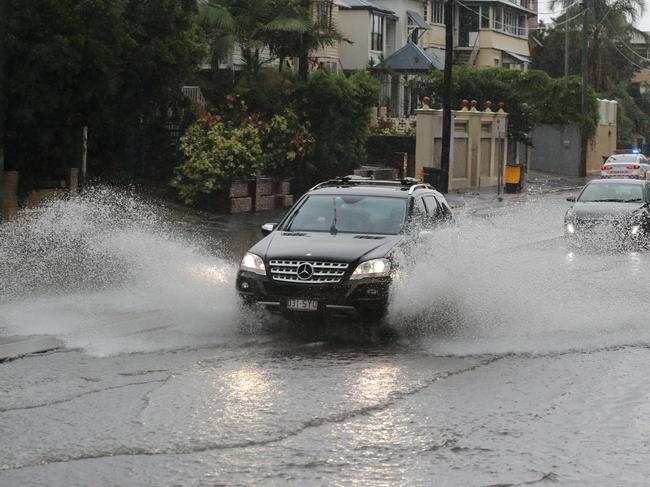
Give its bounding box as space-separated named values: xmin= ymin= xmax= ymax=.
xmin=431 ymin=0 xmax=444 ymax=24
xmin=371 ymin=14 xmax=384 ymax=51
xmin=517 ymin=15 xmax=527 ymax=36
xmin=496 ymin=10 xmax=527 ymax=36
xmin=492 ymin=7 xmax=502 ymax=30
xmin=504 ymin=11 xmax=516 ymax=35
xmin=316 ymin=0 xmax=333 ymax=26
xmin=480 ymin=5 xmax=489 ymax=29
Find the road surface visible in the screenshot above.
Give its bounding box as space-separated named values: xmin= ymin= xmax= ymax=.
xmin=2 ymin=188 xmax=650 ymax=486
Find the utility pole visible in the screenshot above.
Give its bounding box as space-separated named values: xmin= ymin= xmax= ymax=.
xmin=440 ymin=0 xmax=454 ymax=194
xmin=0 ymin=0 xmax=5 ymax=174
xmin=579 ymin=0 xmax=589 ymax=177
xmin=564 ymin=2 xmax=570 ymax=87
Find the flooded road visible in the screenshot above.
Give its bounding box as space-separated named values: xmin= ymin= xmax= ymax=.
xmin=2 ymin=188 xmax=650 ymax=485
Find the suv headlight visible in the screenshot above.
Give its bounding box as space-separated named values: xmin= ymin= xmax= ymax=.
xmin=240 ymin=252 xmax=266 ymax=275
xmin=350 ymin=258 xmax=391 ymax=279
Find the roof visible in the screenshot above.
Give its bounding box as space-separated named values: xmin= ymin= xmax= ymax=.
xmin=504 ymin=51 xmax=530 ymax=63
xmin=309 ymin=177 xmax=438 ymax=197
xmin=464 ymin=0 xmax=536 ymax=14
xmin=587 ymin=179 xmax=648 ymax=185
xmin=407 ymin=10 xmax=430 ymax=30
xmin=310 ymin=186 xmax=412 ymax=198
xmin=380 ymin=42 xmax=444 ymax=72
xmin=338 ymin=0 xmax=395 ymax=15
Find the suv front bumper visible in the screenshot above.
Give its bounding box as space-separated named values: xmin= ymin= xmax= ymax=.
xmin=236 ymin=270 xmax=391 ymax=318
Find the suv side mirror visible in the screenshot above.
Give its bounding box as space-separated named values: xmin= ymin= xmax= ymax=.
xmin=261 ymin=223 xmax=277 ymax=236
xmin=566 ymin=196 xmax=576 ymax=202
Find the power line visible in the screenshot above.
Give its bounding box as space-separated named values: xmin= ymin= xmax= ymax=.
xmin=605 ymin=19 xmax=650 ymax=62
xmin=611 ymin=41 xmax=647 ymax=70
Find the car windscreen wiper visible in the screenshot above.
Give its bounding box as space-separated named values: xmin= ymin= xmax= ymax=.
xmin=589 ymin=198 xmax=625 ymax=202
xmin=624 ymin=198 xmax=643 ymax=202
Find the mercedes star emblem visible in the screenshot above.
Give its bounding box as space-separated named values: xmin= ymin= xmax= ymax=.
xmin=297 ymin=263 xmax=314 ymax=280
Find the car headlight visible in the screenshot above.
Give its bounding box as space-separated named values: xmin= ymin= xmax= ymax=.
xmin=631 ymin=225 xmax=641 ymax=236
xmin=350 ymin=258 xmax=391 ymax=279
xmin=240 ymin=252 xmax=266 ymax=275
xmin=565 ymin=223 xmax=576 ymax=234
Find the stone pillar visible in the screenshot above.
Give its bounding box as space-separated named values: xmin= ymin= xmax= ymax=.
xmin=495 ymin=109 xmax=509 ymax=185
xmin=1 ymin=171 xmax=19 ymax=222
xmin=468 ymin=105 xmax=481 ymax=188
xmin=415 ymin=108 xmax=437 ymax=178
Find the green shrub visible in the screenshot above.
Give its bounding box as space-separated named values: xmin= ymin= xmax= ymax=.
xmin=171 ymin=118 xmax=264 ymax=204
xmin=171 ymin=105 xmax=312 ymax=204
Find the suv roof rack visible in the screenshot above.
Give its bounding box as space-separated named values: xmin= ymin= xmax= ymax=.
xmin=310 ymin=175 xmax=435 ymax=192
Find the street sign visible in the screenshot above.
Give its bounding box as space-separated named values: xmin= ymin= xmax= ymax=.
xmin=495 ymin=118 xmax=505 ymax=137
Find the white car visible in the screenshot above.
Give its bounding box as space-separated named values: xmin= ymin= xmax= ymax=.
xmin=601 ymin=153 xmax=650 ymax=179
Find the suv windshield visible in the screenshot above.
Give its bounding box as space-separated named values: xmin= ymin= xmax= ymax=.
xmin=578 ymin=183 xmax=645 ymax=203
xmin=285 ymin=195 xmax=407 ymax=235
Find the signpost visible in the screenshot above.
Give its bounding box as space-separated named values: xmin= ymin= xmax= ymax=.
xmin=496 ymin=117 xmax=504 ymax=196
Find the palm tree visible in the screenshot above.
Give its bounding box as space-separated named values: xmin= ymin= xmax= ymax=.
xmin=199 ymin=0 xmax=344 ymax=81
xmin=549 ymin=0 xmax=648 ymax=91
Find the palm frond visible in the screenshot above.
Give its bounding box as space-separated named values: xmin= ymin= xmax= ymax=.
xmin=198 ymin=4 xmax=235 ymax=31
xmin=263 ymin=17 xmax=311 ymax=33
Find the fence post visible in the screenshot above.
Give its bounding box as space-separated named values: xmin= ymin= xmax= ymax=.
xmin=1 ymin=171 xmax=19 ymax=222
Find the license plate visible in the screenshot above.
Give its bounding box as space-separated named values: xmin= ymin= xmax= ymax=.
xmin=286 ymin=299 xmax=318 ymax=312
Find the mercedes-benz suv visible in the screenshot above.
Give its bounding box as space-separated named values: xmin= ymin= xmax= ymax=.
xmin=236 ymin=177 xmax=453 ymax=323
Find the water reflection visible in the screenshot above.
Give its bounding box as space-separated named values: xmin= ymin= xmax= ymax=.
xmin=351 ymin=366 xmax=400 ymax=405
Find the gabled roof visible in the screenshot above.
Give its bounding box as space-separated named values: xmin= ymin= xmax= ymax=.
xmin=380 ymin=42 xmax=444 ymax=72
xmin=338 ymin=0 xmax=395 ymax=16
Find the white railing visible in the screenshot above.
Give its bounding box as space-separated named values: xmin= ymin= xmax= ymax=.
xmin=182 ymin=86 xmax=206 ymax=107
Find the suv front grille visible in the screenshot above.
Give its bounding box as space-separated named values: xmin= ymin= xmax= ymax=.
xmin=269 ymin=260 xmax=349 ymax=284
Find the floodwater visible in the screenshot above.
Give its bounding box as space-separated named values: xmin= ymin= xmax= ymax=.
xmin=2 ymin=188 xmax=650 ymax=486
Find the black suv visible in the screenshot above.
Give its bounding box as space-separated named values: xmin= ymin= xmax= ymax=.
xmin=236 ymin=177 xmax=453 ymax=322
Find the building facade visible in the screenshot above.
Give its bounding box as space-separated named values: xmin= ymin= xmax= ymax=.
xmin=420 ymin=0 xmax=535 ymax=69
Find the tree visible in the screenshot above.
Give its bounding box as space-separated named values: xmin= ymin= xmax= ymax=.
xmin=199 ymin=0 xmax=344 ymax=81
xmin=414 ymin=66 xmax=599 ymax=144
xmin=2 ymin=0 xmax=204 ymax=189
xmin=533 ymin=0 xmax=648 ymax=92
xmin=297 ymin=71 xmax=380 ymax=185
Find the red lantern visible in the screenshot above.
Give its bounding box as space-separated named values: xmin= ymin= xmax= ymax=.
xmin=470 ymin=99 xmax=478 ymax=108
xmin=422 ymin=96 xmax=431 ymax=107
xmin=484 ymin=100 xmax=493 ymax=109
xmin=497 ymin=101 xmax=505 ymax=110
xmin=461 ymin=99 xmax=469 ymax=109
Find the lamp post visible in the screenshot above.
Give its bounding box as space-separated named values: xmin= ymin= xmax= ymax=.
xmin=440 ymin=0 xmax=454 ymax=194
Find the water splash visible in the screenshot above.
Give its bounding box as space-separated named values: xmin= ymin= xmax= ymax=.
xmin=0 ymin=187 xmax=242 ymax=356
xmin=387 ymin=197 xmax=650 ymax=355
